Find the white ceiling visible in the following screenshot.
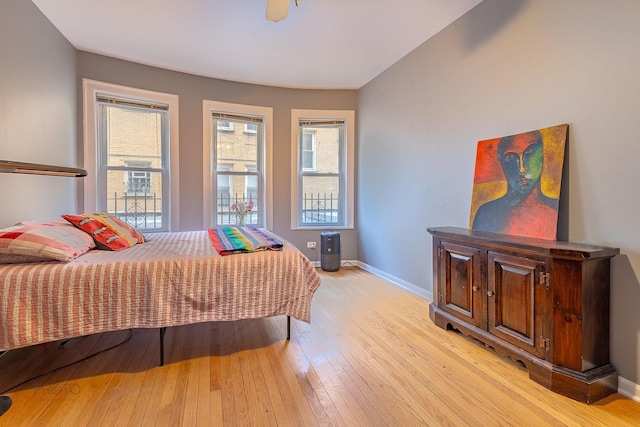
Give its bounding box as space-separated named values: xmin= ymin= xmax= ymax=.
xmin=32 ymin=0 xmax=482 ymax=90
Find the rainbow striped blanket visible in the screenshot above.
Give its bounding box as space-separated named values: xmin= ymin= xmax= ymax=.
xmin=208 ymin=226 xmax=284 ymax=256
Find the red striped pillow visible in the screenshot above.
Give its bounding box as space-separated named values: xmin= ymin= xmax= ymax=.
xmin=62 ymin=212 xmax=145 ymax=251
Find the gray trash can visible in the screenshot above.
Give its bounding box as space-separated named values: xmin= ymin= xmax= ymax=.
xmin=320 ymin=231 xmax=341 ymax=272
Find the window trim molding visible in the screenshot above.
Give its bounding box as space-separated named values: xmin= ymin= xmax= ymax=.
xmin=290 ymin=109 xmax=355 ymax=230
xmin=203 ymin=100 xmax=273 ymax=230
xmin=82 ymin=79 xmax=180 ymax=231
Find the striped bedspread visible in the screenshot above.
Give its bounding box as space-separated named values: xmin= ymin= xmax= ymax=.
xmin=0 ymin=230 xmax=321 ymax=351
xmin=208 ymin=226 xmax=283 ymax=256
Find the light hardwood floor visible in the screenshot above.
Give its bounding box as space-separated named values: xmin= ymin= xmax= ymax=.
xmin=1 ymin=267 xmax=640 ymax=426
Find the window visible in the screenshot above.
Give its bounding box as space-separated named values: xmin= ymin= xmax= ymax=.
xmin=211 ymin=113 xmax=260 ymax=226
xmin=126 ymin=162 xmax=152 ymax=194
xmin=302 ymin=132 xmax=316 ymax=171
xmin=203 ymin=101 xmax=273 ymax=229
xmin=291 ymin=109 xmax=355 ymax=229
xmin=83 ymin=79 xmax=179 ymax=232
xmin=217 ymin=120 xmax=234 ymax=131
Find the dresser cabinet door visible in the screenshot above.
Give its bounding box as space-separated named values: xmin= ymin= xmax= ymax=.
xmin=438 ymin=242 xmax=485 ymax=329
xmin=487 ymin=252 xmax=548 ymax=358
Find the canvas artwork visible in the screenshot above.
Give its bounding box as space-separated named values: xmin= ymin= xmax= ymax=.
xmin=469 ymin=124 xmax=568 ymax=240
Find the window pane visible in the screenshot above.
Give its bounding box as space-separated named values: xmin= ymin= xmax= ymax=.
xmin=103 ymin=105 xmax=164 ymax=167
xmin=106 ymin=170 xmax=164 ymax=230
xmin=216 ymin=119 xmax=259 ymax=170
xmin=302 ymin=151 xmax=314 ymax=170
xmin=301 ymin=176 xmax=340 ymax=224
xmin=301 ymin=125 xmax=340 ymax=173
xmin=216 ymin=174 xmax=258 ymax=225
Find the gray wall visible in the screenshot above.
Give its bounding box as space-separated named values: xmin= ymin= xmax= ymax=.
xmin=358 ymin=0 xmax=640 ymax=385
xmin=76 ymin=53 xmax=358 ymax=259
xmin=0 ymin=0 xmax=358 ymax=259
xmin=0 ymin=0 xmax=78 ymax=226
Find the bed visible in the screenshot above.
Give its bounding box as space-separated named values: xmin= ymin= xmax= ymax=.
xmin=0 ymin=227 xmax=321 ymax=364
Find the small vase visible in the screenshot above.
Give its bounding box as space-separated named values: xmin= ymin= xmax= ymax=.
xmin=236 ymin=215 xmax=245 ymax=227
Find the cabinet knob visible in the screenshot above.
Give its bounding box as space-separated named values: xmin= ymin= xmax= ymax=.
xmin=487 ymin=291 xmax=494 ymax=297
xmin=472 ymin=286 xmax=478 ymax=292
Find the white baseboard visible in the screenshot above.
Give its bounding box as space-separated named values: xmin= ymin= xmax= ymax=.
xmin=618 ymin=376 xmax=640 ymax=402
xmin=328 ymin=261 xmax=640 ymax=401
xmin=350 ymin=261 xmax=432 ymax=301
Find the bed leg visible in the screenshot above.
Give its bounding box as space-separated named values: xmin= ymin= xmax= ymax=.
xmin=159 ymin=327 xmax=166 ymax=366
xmin=287 ymin=316 xmax=291 ymax=340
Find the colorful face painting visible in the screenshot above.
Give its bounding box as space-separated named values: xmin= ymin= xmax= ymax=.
xmin=469 ymin=124 xmax=568 ymax=240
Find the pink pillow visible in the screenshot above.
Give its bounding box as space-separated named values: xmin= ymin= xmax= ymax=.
xmin=0 ymin=221 xmax=96 ymax=263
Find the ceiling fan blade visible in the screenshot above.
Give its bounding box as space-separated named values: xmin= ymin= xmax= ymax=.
xmin=266 ymin=0 xmax=289 ymax=22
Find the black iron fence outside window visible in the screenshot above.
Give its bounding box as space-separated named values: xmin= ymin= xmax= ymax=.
xmin=108 ymin=192 xmax=340 ymax=230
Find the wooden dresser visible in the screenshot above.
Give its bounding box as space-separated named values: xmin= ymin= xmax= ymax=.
xmin=428 ymin=226 xmax=619 ymax=403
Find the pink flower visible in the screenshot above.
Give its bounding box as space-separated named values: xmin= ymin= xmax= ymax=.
xmin=231 ymin=200 xmax=253 ymax=215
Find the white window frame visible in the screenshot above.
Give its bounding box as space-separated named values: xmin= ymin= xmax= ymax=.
xmin=82 ymin=79 xmax=180 ymax=231
xmin=203 ymin=100 xmax=273 ymax=229
xmin=291 ymin=109 xmax=355 ymax=230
